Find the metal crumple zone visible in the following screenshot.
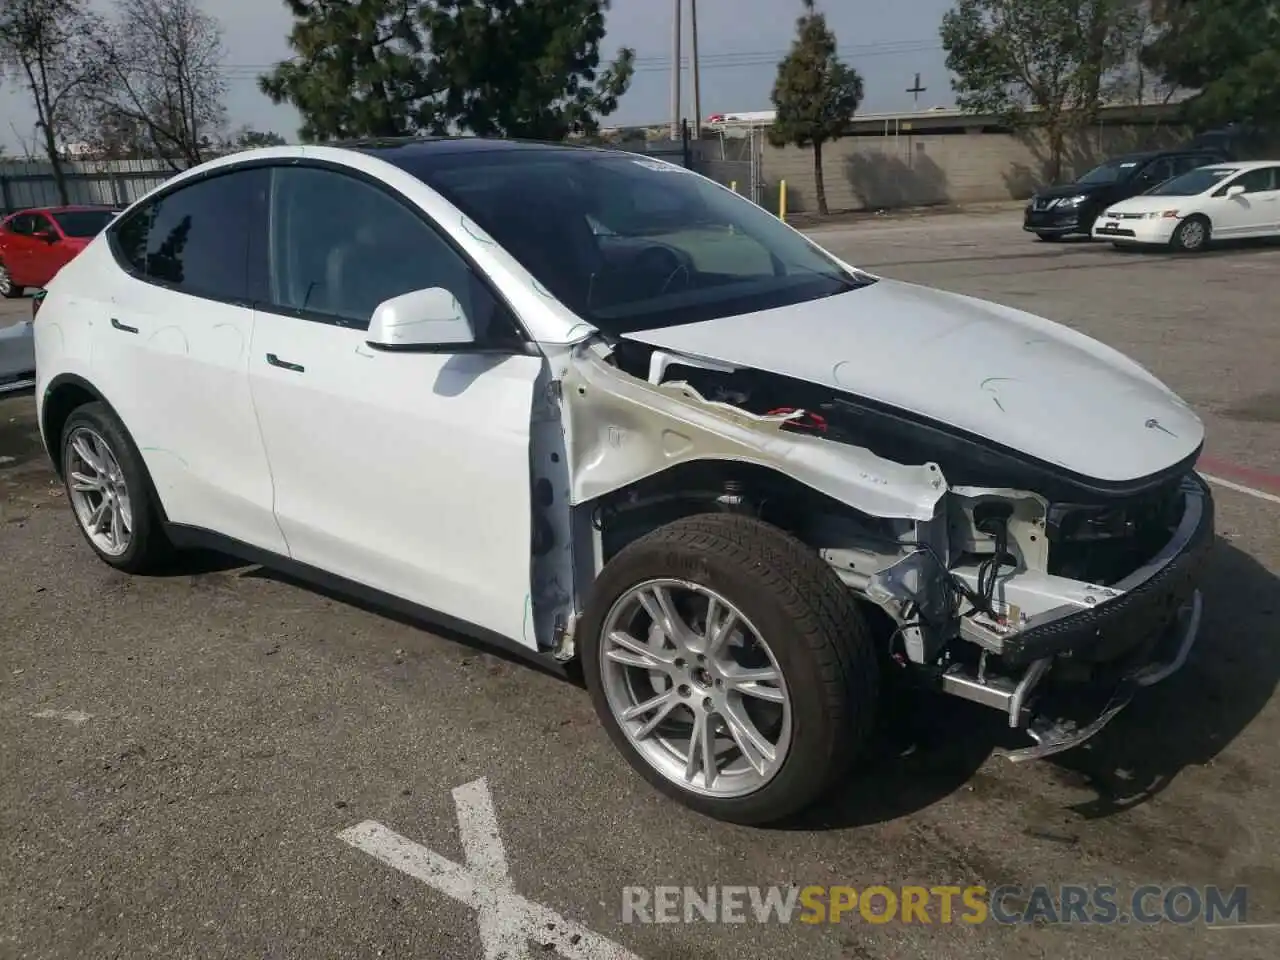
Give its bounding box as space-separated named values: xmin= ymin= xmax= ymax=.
xmin=338 ymin=778 xmax=646 ymax=960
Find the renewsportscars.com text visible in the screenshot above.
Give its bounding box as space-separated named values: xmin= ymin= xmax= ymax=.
xmin=620 ymin=884 xmax=1249 ymax=926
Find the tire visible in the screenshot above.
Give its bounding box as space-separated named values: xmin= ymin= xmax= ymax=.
xmin=0 ymin=259 xmax=24 ymax=298
xmin=1170 ymin=214 xmax=1211 ymax=253
xmin=60 ymin=401 xmax=173 ymax=573
xmin=580 ymin=513 xmax=879 ymax=825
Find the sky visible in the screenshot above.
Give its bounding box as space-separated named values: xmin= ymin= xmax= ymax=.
xmin=0 ymin=0 xmax=957 ymax=153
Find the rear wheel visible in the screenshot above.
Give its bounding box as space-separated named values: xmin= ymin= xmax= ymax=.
xmin=60 ymin=402 xmax=173 ymax=573
xmin=1170 ymin=215 xmax=1211 ymax=253
xmin=0 ymin=260 xmax=23 ymax=298
xmin=580 ymin=513 xmax=879 ymax=825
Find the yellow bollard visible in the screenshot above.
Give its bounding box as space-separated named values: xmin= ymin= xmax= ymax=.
xmin=730 ymin=180 xmax=737 ymax=193
xmin=779 ymin=180 xmax=787 ymax=221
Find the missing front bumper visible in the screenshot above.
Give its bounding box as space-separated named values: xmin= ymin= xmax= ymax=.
xmin=998 ymin=589 xmax=1202 ymax=762
xmin=934 ymin=473 xmax=1212 ymax=761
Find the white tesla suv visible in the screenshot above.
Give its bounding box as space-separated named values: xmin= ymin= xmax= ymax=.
xmin=34 ymin=139 xmax=1213 ymax=824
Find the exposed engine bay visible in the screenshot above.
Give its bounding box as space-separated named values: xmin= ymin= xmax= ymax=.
xmin=607 ymin=336 xmax=1188 ymax=586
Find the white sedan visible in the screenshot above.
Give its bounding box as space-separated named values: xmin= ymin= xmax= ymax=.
xmin=33 ymin=140 xmax=1213 ymax=824
xmin=1093 ymin=159 xmax=1280 ymax=251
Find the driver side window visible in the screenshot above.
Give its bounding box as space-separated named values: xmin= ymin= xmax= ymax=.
xmin=264 ymin=165 xmax=523 ymax=345
xmin=1217 ymin=167 xmax=1276 ymax=196
xmin=1139 ymin=158 xmax=1175 ymax=184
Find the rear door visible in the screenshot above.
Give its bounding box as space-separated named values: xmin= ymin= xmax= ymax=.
xmin=93 ymin=166 xmax=288 ymax=553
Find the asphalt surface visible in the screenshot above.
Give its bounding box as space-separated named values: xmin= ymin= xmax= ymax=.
xmin=3 ymin=216 xmax=1279 ymax=959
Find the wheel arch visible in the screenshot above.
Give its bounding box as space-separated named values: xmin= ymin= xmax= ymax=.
xmin=586 ymin=458 xmax=910 ymax=564
xmin=41 ymin=375 xmax=169 ymax=524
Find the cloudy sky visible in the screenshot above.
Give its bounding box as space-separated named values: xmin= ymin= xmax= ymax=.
xmin=1 ymin=0 xmax=956 ymax=152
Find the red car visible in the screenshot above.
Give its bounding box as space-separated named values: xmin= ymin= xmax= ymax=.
xmin=0 ymin=205 xmax=121 ymax=298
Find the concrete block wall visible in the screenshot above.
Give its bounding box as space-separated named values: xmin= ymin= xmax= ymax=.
xmin=753 ymin=123 xmax=1190 ymax=214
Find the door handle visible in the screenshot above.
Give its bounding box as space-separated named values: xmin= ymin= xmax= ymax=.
xmin=266 ymin=353 xmax=305 ymax=372
xmin=110 ymin=317 xmax=138 ymax=334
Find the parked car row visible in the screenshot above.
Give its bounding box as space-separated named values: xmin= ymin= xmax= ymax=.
xmin=1024 ymin=149 xmax=1280 ymax=252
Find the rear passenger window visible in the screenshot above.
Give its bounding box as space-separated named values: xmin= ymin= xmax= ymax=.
xmin=111 ymin=168 xmax=265 ymax=302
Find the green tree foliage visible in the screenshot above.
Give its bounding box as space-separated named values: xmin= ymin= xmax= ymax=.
xmin=940 ymin=0 xmax=1138 ymax=180
xmin=768 ymin=0 xmax=863 ymax=216
xmin=228 ymin=127 xmax=289 ymax=148
xmin=260 ymin=0 xmax=436 ymax=140
xmin=1142 ymin=0 xmax=1280 ymax=130
xmin=260 ymin=0 xmax=635 ymax=142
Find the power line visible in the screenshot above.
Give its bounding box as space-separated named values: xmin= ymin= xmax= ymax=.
xmin=215 ymin=40 xmax=943 ymax=78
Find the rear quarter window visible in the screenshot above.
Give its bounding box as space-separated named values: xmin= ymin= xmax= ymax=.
xmin=110 ymin=168 xmax=265 ymax=302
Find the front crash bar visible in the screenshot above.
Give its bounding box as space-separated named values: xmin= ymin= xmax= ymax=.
xmin=999 ymin=589 xmax=1203 ymax=762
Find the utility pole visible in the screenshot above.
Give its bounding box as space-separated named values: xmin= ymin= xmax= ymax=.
xmin=690 ymin=0 xmax=702 ymax=139
xmin=670 ymin=0 xmax=682 ymax=140
xmin=906 ymin=72 xmax=927 ymax=108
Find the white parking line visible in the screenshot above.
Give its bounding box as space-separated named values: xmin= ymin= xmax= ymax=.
xmin=30 ymin=709 xmax=92 ymax=725
xmin=339 ymin=777 xmax=645 ymax=960
xmin=1201 ymin=474 xmax=1280 ymax=506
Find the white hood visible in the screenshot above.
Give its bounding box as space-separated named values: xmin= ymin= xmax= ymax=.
xmin=1103 ymin=195 xmax=1190 ymax=215
xmin=623 ymin=279 xmax=1202 ymax=484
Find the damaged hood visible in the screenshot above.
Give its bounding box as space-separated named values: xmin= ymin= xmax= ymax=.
xmin=622 ymin=279 xmax=1202 ymax=484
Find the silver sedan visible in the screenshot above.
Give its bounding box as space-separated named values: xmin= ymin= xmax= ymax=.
xmin=0 ymin=315 xmax=35 ymax=394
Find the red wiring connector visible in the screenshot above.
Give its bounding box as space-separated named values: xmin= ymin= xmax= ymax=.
xmin=766 ymin=407 xmax=828 ymax=433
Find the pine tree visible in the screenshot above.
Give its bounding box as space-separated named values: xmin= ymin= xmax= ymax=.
xmin=260 ymin=0 xmax=635 ymax=142
xmin=768 ymin=0 xmax=864 ymax=217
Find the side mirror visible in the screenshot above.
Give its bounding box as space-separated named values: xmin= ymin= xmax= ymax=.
xmin=35 ymin=229 xmax=57 ymax=243
xmin=1225 ymin=184 xmax=1246 ymax=199
xmin=365 ymin=286 xmax=474 ymax=351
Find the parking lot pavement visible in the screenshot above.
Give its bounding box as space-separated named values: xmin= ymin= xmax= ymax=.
xmin=3 ymin=216 xmax=1279 ymax=959
xmin=1 ymin=296 xmax=32 ymax=324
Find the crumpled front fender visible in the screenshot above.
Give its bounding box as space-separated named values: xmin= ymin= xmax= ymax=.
xmin=561 ymin=344 xmax=947 ymax=521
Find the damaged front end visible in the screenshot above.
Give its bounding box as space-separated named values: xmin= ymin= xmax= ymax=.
xmin=557 ymin=336 xmax=1213 ymax=761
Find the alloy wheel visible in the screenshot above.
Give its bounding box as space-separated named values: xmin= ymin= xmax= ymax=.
xmin=1180 ymin=219 xmax=1206 ymax=250
xmin=65 ymin=426 xmax=134 ymax=557
xmin=0 ymin=264 xmax=11 ymax=296
xmin=598 ymin=578 xmax=792 ymax=798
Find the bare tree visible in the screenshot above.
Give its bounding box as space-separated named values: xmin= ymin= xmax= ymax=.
xmin=85 ymin=0 xmax=227 ymax=170
xmin=0 ymin=0 xmax=105 ymax=202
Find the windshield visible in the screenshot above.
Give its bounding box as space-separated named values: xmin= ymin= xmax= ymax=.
xmin=399 ymin=147 xmax=873 ymax=333
xmin=1076 ymin=159 xmax=1141 ymax=185
xmin=51 ymin=209 xmax=118 ymax=237
xmin=1145 ymin=167 xmax=1237 ymax=196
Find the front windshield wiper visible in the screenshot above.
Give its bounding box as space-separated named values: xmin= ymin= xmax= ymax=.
xmin=769 ymin=251 xmax=872 ymax=290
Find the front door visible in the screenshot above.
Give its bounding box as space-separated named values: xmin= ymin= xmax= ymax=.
xmin=246 ymin=163 xmax=543 ymax=646
xmin=91 ymin=166 xmax=287 ymax=553
xmin=25 ymin=213 xmax=71 ymax=287
xmin=1 ymin=213 xmax=39 ymax=288
xmin=1210 ymin=166 xmax=1279 ymax=237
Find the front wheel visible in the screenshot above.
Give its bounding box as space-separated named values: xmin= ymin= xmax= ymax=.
xmin=580 ymin=513 xmax=879 ymax=825
xmin=1170 ymin=215 xmax=1211 ymax=253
